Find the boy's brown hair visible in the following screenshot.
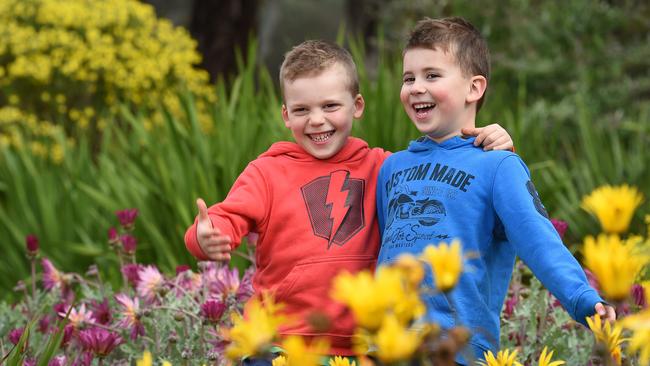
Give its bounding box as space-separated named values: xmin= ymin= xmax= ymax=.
xmin=279 ymin=40 xmax=359 ymax=99
xmin=406 ymin=17 xmax=490 ymax=111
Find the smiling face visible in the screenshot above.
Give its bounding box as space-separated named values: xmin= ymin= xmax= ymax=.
xmin=400 ymin=47 xmax=486 ymax=142
xmin=281 ymin=63 xmax=364 ymax=159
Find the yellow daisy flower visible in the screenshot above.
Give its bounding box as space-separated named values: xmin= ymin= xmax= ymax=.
xmin=621 ymin=309 xmax=650 ymax=365
xmin=583 ymin=234 xmax=648 ymax=301
xmin=537 ymin=347 xmax=565 ymax=366
xmin=328 ymin=356 xmax=356 ymax=366
xmin=586 ymin=314 xmax=625 ymax=365
xmin=419 ymin=239 xmax=463 ymax=292
xmin=581 ymin=185 xmax=643 ymax=234
xmin=478 ymin=349 xmax=523 ymax=366
xmin=373 ymin=314 xmax=421 ymax=363
xmin=280 ymin=335 xmax=329 ymax=366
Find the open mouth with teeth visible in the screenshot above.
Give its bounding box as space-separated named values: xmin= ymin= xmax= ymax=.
xmin=308 ymin=130 xmax=335 ymax=143
xmin=413 ymin=102 xmax=436 ymax=119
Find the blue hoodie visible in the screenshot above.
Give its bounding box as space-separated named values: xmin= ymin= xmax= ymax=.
xmin=376 ymin=136 xmax=602 ymax=363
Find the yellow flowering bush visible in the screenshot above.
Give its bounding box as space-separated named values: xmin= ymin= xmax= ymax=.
xmin=0 ymin=0 xmax=215 ymax=157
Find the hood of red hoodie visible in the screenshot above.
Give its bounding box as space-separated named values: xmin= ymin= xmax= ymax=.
xmin=258 ymin=137 xmax=371 ymax=163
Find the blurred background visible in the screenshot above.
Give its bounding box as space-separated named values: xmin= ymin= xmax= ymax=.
xmin=1 ymin=0 xmax=649 ymax=300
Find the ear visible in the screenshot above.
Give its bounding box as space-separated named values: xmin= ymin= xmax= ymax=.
xmin=353 ymin=94 xmax=365 ymax=119
xmin=281 ymin=104 xmax=290 ymax=128
xmin=466 ymin=75 xmax=487 ymax=104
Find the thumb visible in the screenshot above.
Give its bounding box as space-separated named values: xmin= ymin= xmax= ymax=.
xmin=595 ymin=302 xmax=606 ymax=316
xmin=461 ymin=126 xmax=481 ymax=136
xmin=196 ymin=198 xmax=209 ymax=221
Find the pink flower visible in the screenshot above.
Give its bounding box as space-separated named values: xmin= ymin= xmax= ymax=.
xmin=201 ymin=299 xmax=227 ymax=323
xmin=23 ymin=358 xmax=36 ymax=366
xmin=136 ymin=265 xmax=165 ymax=303
xmin=90 ymin=298 xmax=112 ymax=325
xmin=41 ymin=259 xmax=65 ymax=291
xmin=120 ymin=234 xmax=137 ymax=254
xmin=26 ymin=234 xmax=39 ymax=254
xmin=174 ymin=268 xmax=202 ymax=296
xmin=116 ymin=208 xmax=138 ymax=229
xmin=551 ymin=218 xmax=568 ymax=240
xmin=59 ymin=304 xmax=95 ymax=329
xmin=71 ymin=352 xmax=93 ymax=366
xmin=121 ymin=263 xmax=142 ymax=287
xmin=107 ymin=228 xmax=119 ymax=244
xmin=8 ymin=327 xmax=24 ymax=345
xmin=115 ymin=293 xmax=145 ymax=340
xmin=78 ymin=327 xmax=122 ymax=358
xmin=632 ymin=284 xmax=646 ymax=308
xmin=39 ymin=316 xmax=51 ymax=333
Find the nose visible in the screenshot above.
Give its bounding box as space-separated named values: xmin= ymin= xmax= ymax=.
xmin=309 ymin=110 xmax=326 ymax=126
xmin=409 ymin=78 xmax=426 ymax=95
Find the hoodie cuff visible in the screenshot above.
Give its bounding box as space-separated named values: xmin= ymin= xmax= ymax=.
xmin=573 ymin=288 xmax=605 ymax=326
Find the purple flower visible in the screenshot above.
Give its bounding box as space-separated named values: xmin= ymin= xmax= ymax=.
xmin=632 ymin=284 xmax=646 ymax=308
xmin=121 ymin=263 xmax=141 ymax=287
xmin=78 ymin=327 xmax=122 ymax=358
xmin=503 ymin=294 xmax=518 ymax=318
xmin=26 ymin=234 xmax=39 ymax=254
xmin=71 ymin=352 xmax=93 ymax=366
xmin=584 ymin=268 xmax=601 ymax=292
xmin=116 ymin=208 xmax=138 ymax=229
xmin=120 ymin=234 xmax=137 ymax=254
xmin=39 ymin=316 xmax=51 ymax=333
xmin=23 ymin=358 xmax=36 ymax=366
xmin=176 ymin=265 xmax=191 ymax=275
xmin=115 ymin=294 xmax=145 ymax=340
xmin=201 ymin=299 xmax=227 ymax=323
xmin=90 ymin=298 xmax=112 ymax=325
xmin=48 ymin=355 xmax=67 ymax=366
xmin=8 ymin=327 xmax=24 ymax=345
xmin=60 ymin=324 xmax=74 ymax=348
xmin=53 ymin=302 xmax=68 ymax=318
xmin=107 ymin=228 xmax=119 ymax=244
xmin=551 ymin=218 xmax=568 ymax=240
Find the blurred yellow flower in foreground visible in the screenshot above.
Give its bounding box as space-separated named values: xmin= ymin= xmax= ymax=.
xmin=272 ymin=355 xmax=287 ymax=366
xmin=331 ymin=267 xmax=424 ymax=331
xmin=537 ymin=347 xmax=565 ymax=366
xmin=137 ymin=351 xmax=171 ymax=366
xmin=583 ymin=234 xmax=648 ymax=301
xmin=478 ymin=349 xmax=523 ymax=366
xmin=621 ymin=309 xmax=650 ymax=365
xmin=419 ymin=240 xmax=463 ymax=292
xmin=586 ymin=314 xmax=625 ymax=365
xmin=328 ymin=356 xmax=356 ymax=366
xmin=581 ymin=185 xmax=643 ymax=234
xmin=280 ymin=335 xmax=329 ymax=366
xmin=225 ymin=294 xmax=287 ymax=359
xmin=393 ymin=254 xmax=425 ymax=289
xmin=373 ymin=314 xmax=421 ymax=363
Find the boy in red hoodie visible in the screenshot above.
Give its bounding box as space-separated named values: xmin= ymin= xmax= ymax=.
xmin=184 ymin=40 xmax=513 ymax=361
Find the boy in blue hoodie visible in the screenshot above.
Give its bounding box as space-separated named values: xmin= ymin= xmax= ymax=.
xmin=376 ymin=17 xmax=615 ymax=364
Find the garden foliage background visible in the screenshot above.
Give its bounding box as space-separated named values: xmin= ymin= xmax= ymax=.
xmin=1 ymin=0 xmax=649 ymax=303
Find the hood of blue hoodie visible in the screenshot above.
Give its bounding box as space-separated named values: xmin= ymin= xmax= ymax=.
xmin=407 ymin=135 xmax=477 ymax=153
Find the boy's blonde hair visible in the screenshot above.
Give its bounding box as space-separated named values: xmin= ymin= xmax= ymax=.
xmin=406 ymin=17 xmax=490 ymax=111
xmin=279 ymin=40 xmax=359 ymax=99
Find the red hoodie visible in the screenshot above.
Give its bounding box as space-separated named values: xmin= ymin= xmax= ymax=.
xmin=185 ymin=137 xmax=390 ymax=355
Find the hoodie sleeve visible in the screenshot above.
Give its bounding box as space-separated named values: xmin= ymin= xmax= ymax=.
xmin=185 ymin=163 xmax=269 ymax=260
xmin=492 ymin=155 xmax=603 ymax=325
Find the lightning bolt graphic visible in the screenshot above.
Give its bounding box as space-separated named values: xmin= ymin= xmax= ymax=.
xmin=325 ymin=170 xmax=351 ymax=248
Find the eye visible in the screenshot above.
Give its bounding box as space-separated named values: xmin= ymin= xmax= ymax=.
xmin=292 ymin=107 xmax=307 ymax=115
xmin=323 ymin=103 xmax=340 ymax=111
xmin=402 ymin=76 xmax=415 ymax=84
xmin=426 ymin=73 xmax=440 ymax=80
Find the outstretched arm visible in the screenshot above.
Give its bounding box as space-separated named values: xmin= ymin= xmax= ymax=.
xmin=194 ymin=198 xmax=232 ymax=261
xmin=462 ymin=123 xmax=514 ymax=151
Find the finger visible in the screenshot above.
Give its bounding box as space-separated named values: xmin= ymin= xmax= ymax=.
xmin=196 ymin=198 xmax=209 ymax=220
xmin=206 ymin=242 xmax=231 ymax=255
xmin=606 ymin=305 xmax=616 ymax=322
xmin=489 ymin=142 xmax=513 ymax=152
xmin=595 ymin=302 xmax=607 ymax=317
xmin=473 ymin=130 xmax=487 ymax=147
xmin=483 ymin=135 xmax=508 ymax=151
xmin=461 ymin=127 xmax=480 ymax=137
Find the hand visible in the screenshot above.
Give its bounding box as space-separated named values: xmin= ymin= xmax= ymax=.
xmin=593 ymin=302 xmax=616 ymax=322
xmin=461 ymin=123 xmax=514 ymax=151
xmin=196 ymin=198 xmax=232 ymax=261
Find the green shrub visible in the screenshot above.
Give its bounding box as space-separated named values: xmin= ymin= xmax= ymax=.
xmin=0 ymin=0 xmax=215 ymax=155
